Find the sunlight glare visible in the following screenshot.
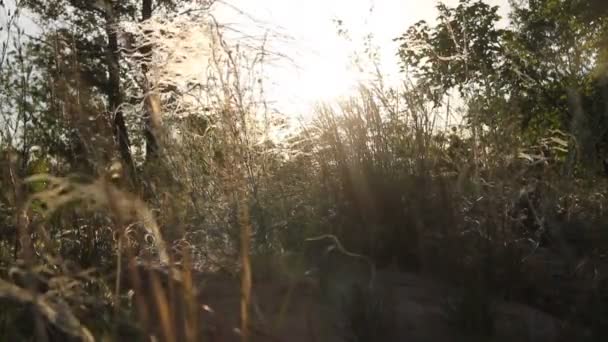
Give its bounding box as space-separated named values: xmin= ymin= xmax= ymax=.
xmin=293 ymin=42 xmax=364 ymax=106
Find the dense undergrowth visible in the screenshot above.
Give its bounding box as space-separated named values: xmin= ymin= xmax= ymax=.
xmin=1 ymin=0 xmax=608 ymax=341
xmin=1 ymin=83 xmax=607 ymax=341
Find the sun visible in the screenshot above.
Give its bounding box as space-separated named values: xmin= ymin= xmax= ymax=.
xmin=266 ymin=34 xmax=370 ymax=115
xmin=297 ymin=53 xmax=363 ymax=104
xmin=145 ymin=0 xmax=395 ymax=118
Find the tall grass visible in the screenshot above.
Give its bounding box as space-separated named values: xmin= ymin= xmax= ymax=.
xmin=1 ymin=5 xmax=608 ymax=341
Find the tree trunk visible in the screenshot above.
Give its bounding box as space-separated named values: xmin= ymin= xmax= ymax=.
xmin=106 ymin=1 xmax=136 ymax=183
xmin=141 ymin=0 xmax=162 ymax=162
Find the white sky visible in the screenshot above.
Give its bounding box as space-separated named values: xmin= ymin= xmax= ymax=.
xmin=212 ymin=0 xmax=512 ymax=115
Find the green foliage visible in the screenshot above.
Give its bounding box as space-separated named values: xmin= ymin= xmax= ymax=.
xmin=396 ymin=0 xmax=505 ymax=104
xmin=398 ymin=0 xmax=604 ymax=135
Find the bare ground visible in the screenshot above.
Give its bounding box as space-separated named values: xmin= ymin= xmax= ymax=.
xmin=184 ymin=268 xmax=561 ymax=342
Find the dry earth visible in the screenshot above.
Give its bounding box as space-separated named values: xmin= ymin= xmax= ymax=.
xmin=179 ymin=267 xmax=562 ymax=342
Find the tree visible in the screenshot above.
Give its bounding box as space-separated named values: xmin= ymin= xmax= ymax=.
xmin=396 ymin=0 xmax=608 ymax=172
xmin=395 ymin=0 xmax=506 ymax=106
xmin=21 ymin=0 xmax=194 ymax=184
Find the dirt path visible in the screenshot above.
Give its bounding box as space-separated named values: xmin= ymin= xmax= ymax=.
xmin=189 ymin=268 xmax=561 ymax=342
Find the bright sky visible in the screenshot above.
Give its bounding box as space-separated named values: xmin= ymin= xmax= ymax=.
xmin=212 ymin=0 xmax=511 ymax=116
